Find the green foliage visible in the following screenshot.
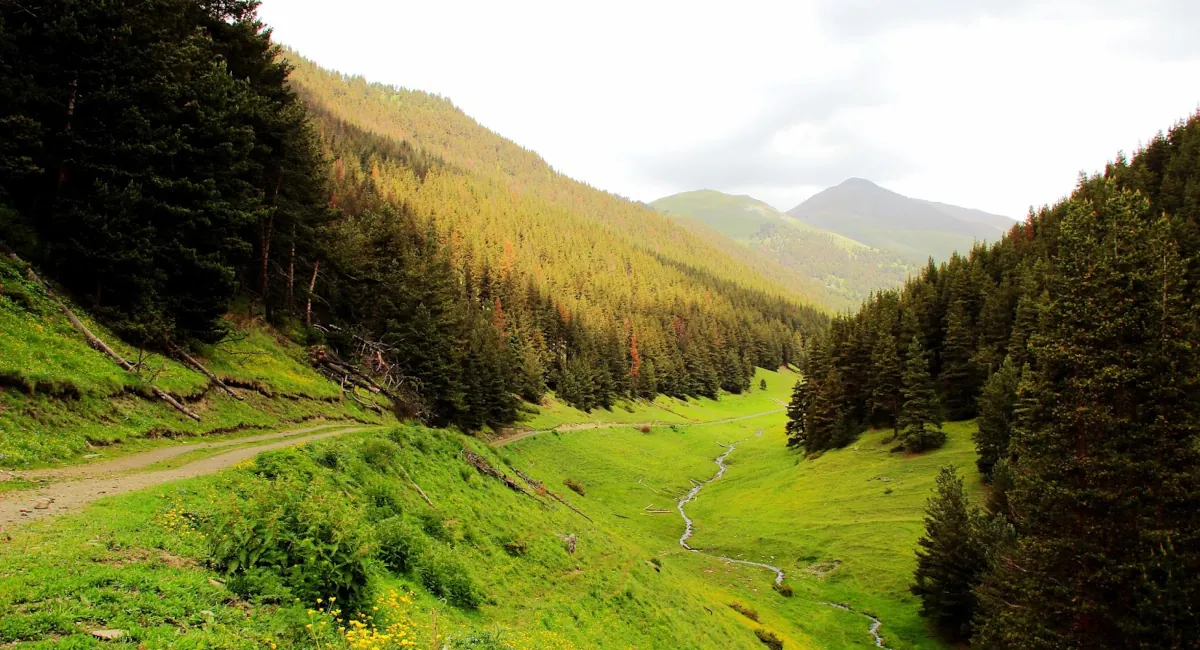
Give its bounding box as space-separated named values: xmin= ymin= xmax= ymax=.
xmin=784 ymin=377 xmax=809 ymax=448
xmin=205 ymin=473 xmax=374 ymax=612
xmin=911 ymin=466 xmax=983 ymax=641
xmin=375 ymin=516 xmax=428 ymax=574
xmin=415 ymin=546 xmax=483 ymax=609
xmin=899 ymin=336 xmax=944 ymax=452
xmin=973 ymin=358 xmax=1020 ymax=478
xmin=974 ymin=180 xmax=1200 ymax=649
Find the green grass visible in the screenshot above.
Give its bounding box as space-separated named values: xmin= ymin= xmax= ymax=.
xmin=0 ymin=363 xmax=980 ymax=649
xmin=504 ymin=368 xmax=982 ymax=649
xmin=0 ymin=255 xmax=386 ymax=469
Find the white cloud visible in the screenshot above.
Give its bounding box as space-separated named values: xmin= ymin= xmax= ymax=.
xmin=259 ymin=0 xmax=1200 ymax=218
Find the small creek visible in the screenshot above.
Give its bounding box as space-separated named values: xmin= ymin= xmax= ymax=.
xmin=675 ymin=435 xmax=892 ymax=650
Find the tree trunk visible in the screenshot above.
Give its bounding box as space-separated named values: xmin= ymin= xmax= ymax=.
xmin=287 ymin=223 xmax=296 ymax=308
xmin=169 ymin=341 xmax=243 ymax=402
xmin=6 ymin=253 xmax=201 ymax=422
xmin=305 ymin=259 xmax=320 ymax=327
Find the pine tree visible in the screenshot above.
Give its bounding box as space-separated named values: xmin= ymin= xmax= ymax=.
xmin=973 ymin=357 xmax=1021 ymax=479
xmin=784 ymin=377 xmax=810 ymax=449
xmin=808 ymin=365 xmax=847 ymax=453
xmin=974 ymin=182 xmax=1200 ymax=650
xmin=899 ymin=336 xmax=944 ymax=452
xmin=869 ymin=331 xmax=903 ymax=436
xmin=939 ymin=300 xmax=978 ymax=420
xmin=911 ymin=465 xmax=985 ymax=641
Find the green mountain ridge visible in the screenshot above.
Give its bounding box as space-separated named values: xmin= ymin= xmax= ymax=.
xmin=652 ymin=189 xmax=915 ymax=309
xmin=787 ymin=178 xmax=1016 ymax=263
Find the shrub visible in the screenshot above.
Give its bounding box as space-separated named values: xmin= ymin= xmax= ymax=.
xmin=564 ymin=478 xmax=586 ymax=496
xmin=639 ymin=425 xmax=651 ymax=434
xmin=772 ymin=582 xmax=794 ymax=597
xmin=418 ymin=510 xmax=453 ymax=543
xmin=375 ymin=517 xmax=428 ymax=574
xmin=448 ymin=630 xmax=516 ymax=649
xmin=360 ymin=437 xmax=402 ymax=471
xmin=362 ymin=481 xmax=405 ymax=522
xmin=729 ymin=601 xmax=759 ymax=621
xmin=755 ymin=628 xmax=784 ymax=650
xmin=416 ymin=547 xmax=483 ymax=609
xmin=205 ymin=475 xmax=373 ymax=612
xmin=760 ymin=379 xmax=767 ymax=391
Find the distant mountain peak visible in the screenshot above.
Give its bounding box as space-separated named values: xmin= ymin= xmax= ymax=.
xmin=787 ymin=179 xmax=1014 ymax=263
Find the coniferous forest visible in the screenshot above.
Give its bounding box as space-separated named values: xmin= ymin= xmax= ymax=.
xmin=786 ymin=113 xmax=1200 ymax=647
xmin=0 ymin=0 xmax=824 ymax=432
xmin=2 ymin=1 xmax=1199 ymax=649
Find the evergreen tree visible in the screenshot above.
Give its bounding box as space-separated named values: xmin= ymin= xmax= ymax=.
xmin=899 ymin=336 xmax=945 ymax=452
xmin=973 ymin=358 xmax=1021 ymax=479
xmin=784 ymin=377 xmax=809 ymax=449
xmin=911 ymin=465 xmax=985 ymax=642
xmin=974 ymin=182 xmax=1200 ymax=650
xmin=808 ymin=365 xmax=847 ymax=453
xmin=939 ymin=300 xmax=978 ymax=420
xmin=869 ymin=332 xmax=903 ymax=435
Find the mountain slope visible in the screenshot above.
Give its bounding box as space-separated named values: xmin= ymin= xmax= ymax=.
xmin=653 ymin=190 xmax=915 ymax=309
xmin=787 ymin=178 xmax=1014 ymax=262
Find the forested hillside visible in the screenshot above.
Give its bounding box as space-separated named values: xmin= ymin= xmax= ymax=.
xmin=788 ymin=113 xmax=1200 ymax=648
xmin=0 ymin=1 xmax=825 ymax=434
xmin=653 ymin=189 xmax=915 ymax=308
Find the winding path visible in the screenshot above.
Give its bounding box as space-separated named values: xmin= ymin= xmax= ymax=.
xmin=491 ymin=408 xmax=784 ymax=447
xmin=0 ymin=424 xmax=369 ymax=528
xmin=675 ymin=433 xmax=892 ymax=650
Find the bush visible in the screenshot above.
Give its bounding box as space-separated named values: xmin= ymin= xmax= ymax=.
xmin=205 ymin=475 xmax=374 ymax=612
xmin=564 ymin=478 xmax=586 ymax=496
xmin=755 ymin=628 xmax=784 ymax=650
xmin=418 ymin=510 xmax=453 ymax=543
xmin=375 ymin=516 xmax=428 ymax=574
xmin=360 ymin=437 xmax=402 ymax=471
xmin=448 ymin=630 xmax=516 ymax=649
xmin=416 ymin=547 xmax=483 ymax=609
xmin=729 ymin=601 xmax=759 ymax=621
xmin=772 ymin=582 xmax=793 ymax=597
xmin=362 ymin=480 xmax=405 ymax=522
xmin=639 ymin=425 xmax=651 ymax=434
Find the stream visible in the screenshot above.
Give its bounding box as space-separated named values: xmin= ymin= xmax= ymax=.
xmin=675 ymin=434 xmax=892 ymax=650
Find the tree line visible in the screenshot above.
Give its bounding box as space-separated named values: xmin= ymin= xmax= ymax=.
xmin=0 ymin=1 xmax=825 ymax=432
xmin=791 ymin=113 xmax=1200 ymax=647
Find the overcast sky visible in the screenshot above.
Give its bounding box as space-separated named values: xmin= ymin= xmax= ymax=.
xmin=258 ymin=0 xmax=1200 ymax=218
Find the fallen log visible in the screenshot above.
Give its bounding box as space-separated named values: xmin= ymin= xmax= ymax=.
xmin=461 ymin=449 xmax=542 ymax=504
xmin=397 ymin=463 xmax=436 ymax=508
xmin=512 ymin=466 xmax=594 ymax=523
xmin=6 ymin=252 xmax=200 ymax=422
xmin=169 ymin=342 xmax=243 ymax=401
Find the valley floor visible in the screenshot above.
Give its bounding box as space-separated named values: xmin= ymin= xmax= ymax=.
xmin=0 ymin=368 xmax=982 ymax=649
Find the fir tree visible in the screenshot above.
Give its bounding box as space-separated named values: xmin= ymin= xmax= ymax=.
xmin=784 ymin=377 xmax=809 ymax=449
xmin=869 ymin=331 xmax=903 ymax=436
xmin=974 ymin=182 xmax=1200 ymax=650
xmin=939 ymin=300 xmax=978 ymax=420
xmin=899 ymin=336 xmax=944 ymax=452
xmin=973 ymin=358 xmax=1021 ymax=479
xmin=911 ymin=465 xmax=985 ymax=642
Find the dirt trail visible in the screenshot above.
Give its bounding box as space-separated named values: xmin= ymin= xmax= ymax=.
xmin=491 ymin=408 xmax=784 ymax=447
xmin=8 ymin=423 xmax=350 ymax=481
xmin=675 ymin=431 xmax=892 ymax=650
xmin=0 ymin=425 xmax=369 ymax=529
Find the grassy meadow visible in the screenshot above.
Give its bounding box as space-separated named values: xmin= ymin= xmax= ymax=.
xmin=0 ymin=364 xmax=981 ymax=649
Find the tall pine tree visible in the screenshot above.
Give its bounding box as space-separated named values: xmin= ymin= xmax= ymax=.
xmin=974 ymin=182 xmax=1200 ymax=650
xmin=899 ymin=336 xmax=945 ymax=452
